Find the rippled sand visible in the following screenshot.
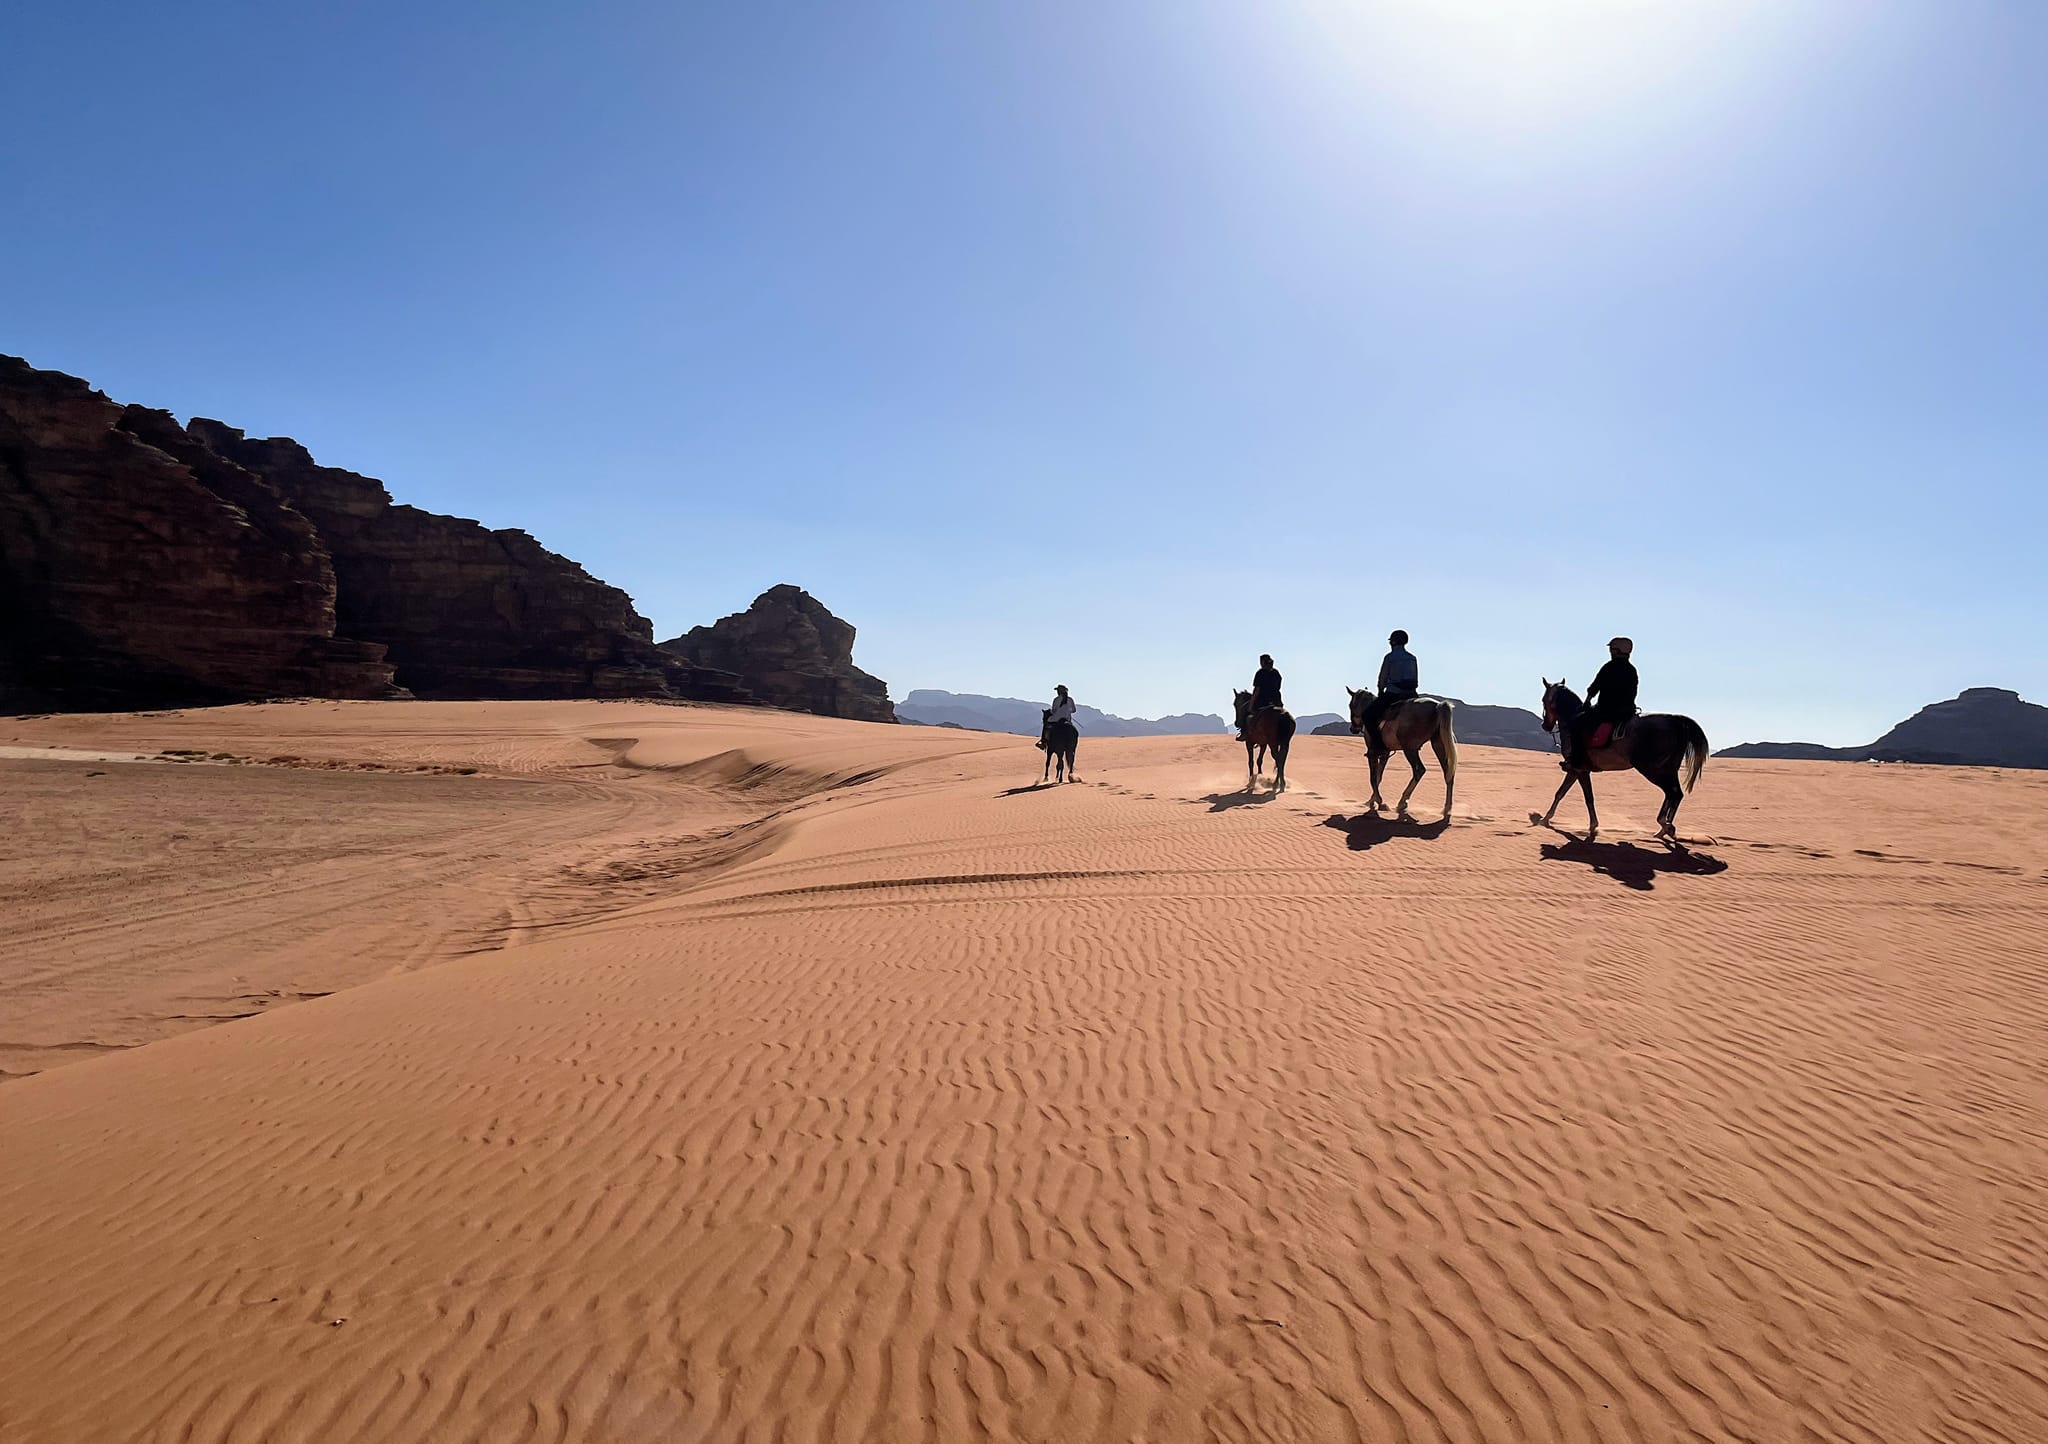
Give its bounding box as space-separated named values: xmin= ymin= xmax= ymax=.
xmin=3 ymin=700 xmax=2044 ymax=1442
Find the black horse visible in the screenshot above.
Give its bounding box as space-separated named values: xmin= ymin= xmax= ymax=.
xmin=1535 ymin=679 xmax=1708 ymax=838
xmin=1231 ymin=690 xmax=1295 ymax=791
xmin=1040 ymin=714 xmax=1079 ymax=784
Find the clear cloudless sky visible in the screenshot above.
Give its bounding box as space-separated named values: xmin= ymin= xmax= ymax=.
xmin=4 ymin=1 xmax=2042 ymax=745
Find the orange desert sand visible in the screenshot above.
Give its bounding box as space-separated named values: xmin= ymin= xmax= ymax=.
xmin=3 ymin=700 xmax=2045 ymax=1444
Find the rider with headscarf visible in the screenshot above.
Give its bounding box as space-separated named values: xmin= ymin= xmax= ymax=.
xmin=1040 ymin=684 xmax=1077 ymax=750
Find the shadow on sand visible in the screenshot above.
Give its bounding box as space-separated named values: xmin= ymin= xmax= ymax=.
xmin=998 ymin=781 xmax=1072 ymax=797
xmin=1536 ymin=828 xmax=1729 ymax=891
xmin=1202 ymin=788 xmax=1284 ymax=812
xmin=1321 ymin=813 xmax=1450 ymax=851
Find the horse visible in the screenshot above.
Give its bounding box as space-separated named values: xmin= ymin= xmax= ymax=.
xmin=1231 ymin=691 xmax=1295 ymax=791
xmin=1345 ymin=688 xmax=1458 ymax=820
xmin=1040 ymin=715 xmax=1079 ymax=784
xmin=1535 ymin=679 xmax=1709 ymax=839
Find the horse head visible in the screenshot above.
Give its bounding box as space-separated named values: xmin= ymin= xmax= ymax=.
xmin=1539 ymin=677 xmax=1576 ymax=733
xmin=1347 ymin=686 xmax=1374 ymax=735
xmin=1231 ymin=689 xmax=1253 ymax=728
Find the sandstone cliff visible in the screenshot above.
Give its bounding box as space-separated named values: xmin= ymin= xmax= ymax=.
xmin=187 ymin=421 xmax=745 ymax=702
xmin=663 ymin=586 xmax=895 ymax=723
xmin=0 ymin=357 xmax=400 ymax=710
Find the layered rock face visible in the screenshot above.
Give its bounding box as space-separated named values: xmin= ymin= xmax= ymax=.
xmin=2 ymin=356 xmax=895 ymax=717
xmin=187 ymin=421 xmax=743 ymax=702
xmin=0 ymin=357 xmax=400 ymax=710
xmin=664 ymin=586 xmax=895 ymax=722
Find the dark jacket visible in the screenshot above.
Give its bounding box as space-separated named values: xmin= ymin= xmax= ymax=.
xmin=1251 ymin=666 xmax=1283 ymax=709
xmin=1586 ymin=659 xmax=1638 ymax=722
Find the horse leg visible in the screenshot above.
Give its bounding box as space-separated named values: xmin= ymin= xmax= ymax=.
xmin=1579 ymin=772 xmax=1599 ymax=837
xmin=1646 ymin=766 xmax=1682 ymax=838
xmin=1396 ymin=747 xmax=1425 ymax=817
xmin=1245 ymin=739 xmax=1256 ymax=788
xmin=1367 ymin=751 xmax=1387 ymax=811
xmin=1538 ymin=770 xmax=1575 ymax=826
xmin=1043 ymin=746 xmax=1053 ymax=784
xmin=1275 ymin=740 xmax=1288 ymax=792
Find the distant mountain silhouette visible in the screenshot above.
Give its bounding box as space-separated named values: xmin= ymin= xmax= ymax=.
xmin=1720 ymin=689 xmax=2048 ymax=769
xmin=1312 ymin=698 xmax=1554 ymax=752
xmin=1297 ymin=712 xmax=1345 ymax=733
xmin=899 ymin=689 xmax=1227 ymax=737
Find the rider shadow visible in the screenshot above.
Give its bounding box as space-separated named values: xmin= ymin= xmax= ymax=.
xmin=998 ymin=782 xmax=1058 ymax=798
xmin=1537 ymin=831 xmax=1729 ymax=891
xmin=1202 ymin=789 xmax=1283 ymax=812
xmin=1321 ymin=813 xmax=1450 ymax=851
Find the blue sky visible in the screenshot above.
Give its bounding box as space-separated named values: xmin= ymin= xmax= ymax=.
xmin=5 ymin=1 xmax=2041 ymax=745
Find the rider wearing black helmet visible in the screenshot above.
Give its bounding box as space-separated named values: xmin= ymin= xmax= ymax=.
xmin=1357 ymin=630 xmax=1419 ymax=745
xmin=1566 ymin=636 xmax=1638 ymax=770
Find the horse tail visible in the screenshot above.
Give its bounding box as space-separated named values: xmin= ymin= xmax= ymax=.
xmin=1436 ymin=699 xmax=1458 ymax=787
xmin=1678 ymin=716 xmax=1709 ymax=794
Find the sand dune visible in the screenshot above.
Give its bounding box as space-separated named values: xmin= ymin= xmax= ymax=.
xmin=3 ymin=701 xmax=2045 ymax=1442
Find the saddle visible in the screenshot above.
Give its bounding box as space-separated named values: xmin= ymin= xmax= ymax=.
xmin=1589 ymin=714 xmax=1635 ymax=750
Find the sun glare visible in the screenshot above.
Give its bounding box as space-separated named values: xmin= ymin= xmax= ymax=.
xmin=1292 ymin=0 xmax=1802 ymax=148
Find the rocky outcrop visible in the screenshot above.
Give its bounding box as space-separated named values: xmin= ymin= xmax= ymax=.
xmin=897 ymin=689 xmax=1227 ymax=737
xmin=1721 ymin=689 xmax=2048 ymax=769
xmin=663 ymin=586 xmax=895 ymax=723
xmin=0 ymin=356 xmax=401 ymax=710
xmin=2 ymin=357 xmax=904 ymax=717
xmin=186 ymin=421 xmax=747 ymax=702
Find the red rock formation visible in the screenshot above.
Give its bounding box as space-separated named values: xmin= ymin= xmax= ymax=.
xmin=662 ymin=585 xmax=895 ymax=723
xmin=0 ymin=356 xmax=400 ymax=710
xmin=185 ymin=422 xmax=749 ymax=703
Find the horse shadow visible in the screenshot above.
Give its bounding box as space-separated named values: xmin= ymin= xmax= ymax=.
xmin=1321 ymin=812 xmax=1450 ymax=851
xmin=998 ymin=782 xmax=1058 ymax=797
xmin=1202 ymin=789 xmax=1283 ymax=812
xmin=1536 ymin=830 xmax=1729 ymax=891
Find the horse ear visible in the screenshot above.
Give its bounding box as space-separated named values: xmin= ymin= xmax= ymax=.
xmin=1542 ymin=676 xmax=1550 ymax=689
xmin=1346 ymin=686 xmax=1358 ymax=698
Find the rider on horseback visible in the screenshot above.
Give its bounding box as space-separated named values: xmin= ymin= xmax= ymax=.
xmin=1565 ymin=637 xmax=1638 ymax=771
xmin=1357 ymin=630 xmax=1418 ymax=744
xmin=1039 ymin=684 xmax=1077 ymax=750
xmin=1245 ymin=656 xmax=1283 ymax=738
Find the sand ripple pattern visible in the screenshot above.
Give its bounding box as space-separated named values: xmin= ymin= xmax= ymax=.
xmin=3 ymin=706 xmax=2046 ymax=1442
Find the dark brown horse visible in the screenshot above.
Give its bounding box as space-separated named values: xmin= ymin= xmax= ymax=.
xmin=1535 ymin=679 xmax=1708 ymax=838
xmin=1040 ymin=715 xmax=1079 ymax=784
xmin=1346 ymin=687 xmax=1458 ymax=820
xmin=1232 ymin=690 xmax=1295 ymax=791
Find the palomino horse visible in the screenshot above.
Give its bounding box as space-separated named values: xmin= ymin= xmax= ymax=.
xmin=1535 ymin=679 xmax=1709 ymax=839
xmin=1040 ymin=715 xmax=1079 ymax=784
xmin=1345 ymin=688 xmax=1458 ymax=820
xmin=1231 ymin=691 xmax=1295 ymax=791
